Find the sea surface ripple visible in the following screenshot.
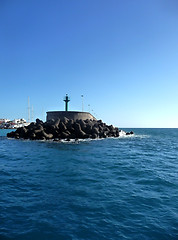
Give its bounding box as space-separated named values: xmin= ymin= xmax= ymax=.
xmin=0 ymin=128 xmax=177 ymax=240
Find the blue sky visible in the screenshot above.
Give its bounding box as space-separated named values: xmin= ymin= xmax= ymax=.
xmin=0 ymin=0 xmax=178 ymax=127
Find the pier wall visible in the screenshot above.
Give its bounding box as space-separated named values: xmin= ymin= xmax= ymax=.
xmin=46 ymin=111 xmax=96 ymax=121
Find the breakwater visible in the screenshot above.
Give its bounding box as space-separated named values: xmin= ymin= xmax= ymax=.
xmin=7 ymin=118 xmax=133 ymax=140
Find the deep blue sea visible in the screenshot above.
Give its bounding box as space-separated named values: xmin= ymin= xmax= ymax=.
xmin=0 ymin=128 xmax=177 ymax=240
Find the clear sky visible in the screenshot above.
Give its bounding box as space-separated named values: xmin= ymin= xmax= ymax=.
xmin=0 ymin=0 xmax=178 ymax=127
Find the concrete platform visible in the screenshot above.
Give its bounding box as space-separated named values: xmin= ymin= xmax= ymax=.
xmin=46 ymin=111 xmax=96 ymax=121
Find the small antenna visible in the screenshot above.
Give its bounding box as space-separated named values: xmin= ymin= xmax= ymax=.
xmin=28 ymin=97 xmax=30 ymax=123
xmin=42 ymin=108 xmax=45 ymax=122
xmin=31 ymin=105 xmax=34 ymax=122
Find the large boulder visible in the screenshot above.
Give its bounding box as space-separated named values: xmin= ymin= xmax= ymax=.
xmin=42 ymin=131 xmax=53 ymax=139
xmin=92 ymin=127 xmax=99 ymax=135
xmin=73 ymin=123 xmax=82 ymax=132
xmin=58 ymin=122 xmax=67 ymax=132
xmin=79 ymin=119 xmax=86 ymax=131
xmin=91 ymin=133 xmax=98 ymax=139
xmin=61 ymin=130 xmax=72 ymax=139
xmin=36 ymin=118 xmax=43 ymax=125
xmin=54 ymin=119 xmax=60 ymax=128
xmin=76 ymin=129 xmax=86 ymax=139
xmin=62 ymin=117 xmax=69 ymax=124
xmin=84 ymin=124 xmax=92 ymax=134
xmin=19 ymin=127 xmax=28 ymax=138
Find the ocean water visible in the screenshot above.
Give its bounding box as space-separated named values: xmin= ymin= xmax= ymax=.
xmin=0 ymin=128 xmax=177 ymax=240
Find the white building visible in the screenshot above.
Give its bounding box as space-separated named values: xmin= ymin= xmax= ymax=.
xmin=12 ymin=119 xmax=30 ymax=128
xmin=0 ymin=119 xmax=10 ymax=123
xmin=0 ymin=118 xmax=30 ymax=129
xmin=12 ymin=118 xmax=26 ymax=124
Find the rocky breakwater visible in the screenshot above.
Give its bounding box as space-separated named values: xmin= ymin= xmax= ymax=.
xmin=7 ymin=118 xmax=134 ymax=141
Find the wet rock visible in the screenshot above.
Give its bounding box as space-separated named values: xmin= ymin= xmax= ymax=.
xmin=41 ymin=131 xmax=53 ymax=139
xmin=91 ymin=133 xmax=98 ymax=139
xmin=29 ymin=132 xmax=36 ymax=140
xmin=115 ymin=130 xmax=119 ymax=137
xmin=126 ymin=131 xmax=134 ymax=135
xmin=53 ymin=138 xmax=60 ymax=142
xmin=7 ymin=131 xmax=16 ymax=138
xmin=68 ymin=133 xmax=76 ymax=139
xmin=102 ymin=132 xmax=107 ymax=138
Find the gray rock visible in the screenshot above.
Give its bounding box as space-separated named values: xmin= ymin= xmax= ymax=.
xmin=36 ymin=118 xmax=43 ymax=125
xmin=91 ymin=133 xmax=98 ymax=139
xmin=77 ymin=130 xmax=86 ymax=139
xmin=62 ymin=117 xmax=69 ymax=124
xmin=61 ymin=132 xmax=70 ymax=139
xmin=54 ymin=119 xmax=60 ymax=128
xmin=59 ymin=122 xmax=67 ymax=132
xmin=42 ymin=131 xmax=53 ymax=139
xmin=73 ymin=123 xmax=82 ymax=132
xmin=92 ymin=127 xmax=99 ymax=135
